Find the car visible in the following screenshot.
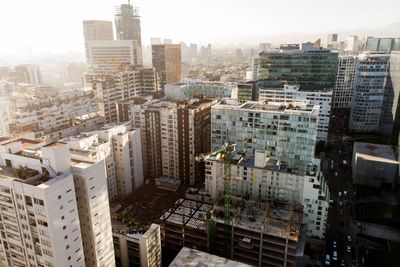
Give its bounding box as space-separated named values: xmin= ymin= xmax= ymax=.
xmin=339 ymin=201 xmax=343 ymax=206
xmin=338 ymin=192 xmax=342 ymax=197
xmin=343 ymin=160 xmax=347 ymax=165
xmin=347 ymin=235 xmax=352 ymax=242
xmin=325 ymin=254 xmax=331 ymax=265
xmin=341 ymin=259 xmax=346 ymax=266
xmin=333 ymin=251 xmax=338 ymax=261
xmin=347 ymin=245 xmax=351 ymax=253
xmin=344 ymin=191 xmax=348 ymax=196
xmin=333 ymin=240 xmax=337 ymax=248
xmin=339 ymin=209 xmax=344 ymax=215
xmin=335 ymin=172 xmax=338 ymax=176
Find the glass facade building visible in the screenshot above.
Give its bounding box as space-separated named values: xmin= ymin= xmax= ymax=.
xmin=254 ymin=45 xmax=338 ymax=91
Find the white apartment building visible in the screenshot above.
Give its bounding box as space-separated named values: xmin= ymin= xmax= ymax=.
xmin=87 ymin=40 xmax=143 ymax=73
xmin=211 ymin=101 xmax=319 ymax=168
xmin=204 ymin=148 xmax=330 ymax=238
xmin=85 ymin=65 xmax=158 ymax=124
xmin=164 ymin=80 xmax=237 ymax=100
xmin=259 ymin=84 xmax=332 ymax=141
xmin=113 ymin=224 xmax=161 ymax=267
xmin=0 ymin=97 xmax=11 ymax=137
xmin=62 ymin=123 xmax=143 ymax=200
xmin=7 ymin=86 xmax=101 ymax=140
xmin=333 ymin=55 xmax=358 ymax=108
xmin=0 ymin=138 xmax=115 ymax=267
xmin=118 ymin=96 xmax=217 ymax=185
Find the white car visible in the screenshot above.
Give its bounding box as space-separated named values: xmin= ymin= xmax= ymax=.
xmin=344 ymin=191 xmax=348 ymax=196
xmin=333 ymin=251 xmax=338 ymax=261
xmin=347 ymin=245 xmax=351 ymax=253
xmin=333 ymin=241 xmax=337 ymax=248
xmin=325 ymin=254 xmax=331 ymax=265
xmin=338 ymin=192 xmax=342 ymax=197
xmin=347 ymin=235 xmax=352 ymax=242
xmin=335 ymin=172 xmax=338 ymax=176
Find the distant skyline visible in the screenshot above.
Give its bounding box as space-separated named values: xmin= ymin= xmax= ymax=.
xmin=1 ymin=0 xmax=400 ymax=56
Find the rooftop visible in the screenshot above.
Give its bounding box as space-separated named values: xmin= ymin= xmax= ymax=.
xmin=169 ymin=247 xmax=252 ymax=267
xmin=0 ymin=166 xmax=53 ymax=186
xmin=354 ymin=142 xmax=398 ymax=164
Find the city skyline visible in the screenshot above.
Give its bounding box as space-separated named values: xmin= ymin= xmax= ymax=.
xmin=1 ymin=0 xmax=400 ymax=56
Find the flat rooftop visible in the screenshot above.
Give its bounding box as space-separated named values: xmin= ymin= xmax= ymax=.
xmin=354 ymin=142 xmax=398 ymax=164
xmin=0 ymin=166 xmax=53 ymax=186
xmin=212 ymin=100 xmax=317 ymax=114
xmin=169 ymin=247 xmax=252 ymax=267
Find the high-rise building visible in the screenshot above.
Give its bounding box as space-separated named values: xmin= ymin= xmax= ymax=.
xmin=113 ymin=223 xmax=161 ymax=267
xmin=82 ymin=20 xmax=114 ymax=61
xmin=86 ymin=64 xmax=158 ymax=123
xmin=344 ymin=35 xmax=359 ymax=52
xmin=151 ymin=44 xmax=182 ymax=87
xmin=7 ymin=86 xmax=101 ymax=141
xmin=189 ymin=43 xmax=197 ymax=59
xmin=0 ymin=138 xmax=115 ymax=267
xmin=389 ymin=52 xmax=400 ymax=145
xmin=204 ymin=148 xmax=330 ymax=238
xmin=117 ymin=96 xmax=217 ymax=185
xmin=259 ymin=84 xmax=332 ymax=141
xmin=211 ymin=101 xmax=319 ymax=168
xmin=115 ymin=3 xmax=142 ymax=46
xmin=87 ymin=40 xmax=143 ymax=73
xmin=326 ymin=33 xmax=339 ymax=49
xmin=61 ymin=123 xmax=144 ymax=200
xmin=349 ymin=53 xmax=390 ymax=132
xmin=333 ymin=55 xmax=358 ymax=108
xmin=11 ymin=64 xmax=42 ymax=84
xmin=254 ymin=43 xmax=338 ymax=91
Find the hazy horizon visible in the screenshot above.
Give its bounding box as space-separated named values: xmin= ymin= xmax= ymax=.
xmin=1 ymin=0 xmax=400 ymax=57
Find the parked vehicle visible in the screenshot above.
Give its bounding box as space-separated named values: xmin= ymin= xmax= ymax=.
xmin=325 ymin=254 xmax=331 ymax=265
xmin=344 ymin=191 xmax=348 ymax=196
xmin=333 ymin=240 xmax=337 ymax=249
xmin=338 ymin=192 xmax=342 ymax=197
xmin=347 ymin=245 xmax=351 ymax=253
xmin=333 ymin=251 xmax=338 ymax=261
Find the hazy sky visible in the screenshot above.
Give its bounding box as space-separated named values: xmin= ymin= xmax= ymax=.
xmin=1 ymin=0 xmax=399 ymax=55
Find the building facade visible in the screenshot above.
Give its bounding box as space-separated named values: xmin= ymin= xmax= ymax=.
xmin=115 ymin=3 xmax=142 ymax=46
xmin=152 ymin=44 xmax=182 ymax=87
xmin=87 ymin=40 xmax=143 ymax=73
xmin=211 ymin=101 xmax=319 ymax=168
xmin=204 ymin=148 xmax=329 ymax=238
xmin=254 ymin=43 xmax=338 ymax=91
xmin=333 ymin=55 xmax=358 ymax=108
xmin=118 ymin=96 xmax=217 ymax=185
xmin=82 ymin=20 xmax=114 ymax=62
xmin=259 ymin=84 xmax=332 ymax=141
xmin=164 ymin=80 xmax=237 ymax=100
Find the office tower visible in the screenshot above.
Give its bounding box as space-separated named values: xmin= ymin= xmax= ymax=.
xmin=189 ymin=43 xmax=197 ymax=59
xmin=259 ymin=42 xmax=272 ymax=51
xmin=204 ymin=148 xmax=329 ymax=238
xmin=259 ymin=84 xmax=332 ymax=141
xmin=344 ymin=35 xmax=359 ymax=52
xmin=237 ymin=81 xmax=257 ymax=103
xmin=326 ymin=33 xmax=339 ymax=49
xmin=349 ymin=53 xmax=390 ymax=132
xmin=0 ymin=97 xmax=11 ymax=136
xmin=86 ymin=64 xmax=158 ymax=123
xmin=87 ymin=40 xmax=143 ymax=73
xmin=161 ymin=198 xmax=303 ymax=266
xmin=117 ymin=96 xmax=217 ymax=185
xmin=11 ymin=64 xmax=42 ymax=84
xmin=113 ymin=223 xmax=161 ymax=267
xmin=82 ymin=20 xmax=114 ymax=61
xmin=115 ymin=2 xmax=142 ymax=46
xmin=200 ymin=44 xmax=212 ymax=58
xmin=62 ymin=123 xmax=143 ymax=200
xmin=152 ymin=44 xmax=182 ymax=87
xmin=164 ymin=80 xmax=237 ymax=100
xmin=7 ymin=86 xmax=101 ymax=141
xmin=333 ymin=55 xmax=358 ymax=108
xmin=211 ymin=101 xmax=319 ymax=168
xmin=0 ymin=138 xmax=115 ymax=267
xmin=365 ymin=37 xmax=400 ymax=53
xmin=254 ymin=43 xmax=338 ymax=91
